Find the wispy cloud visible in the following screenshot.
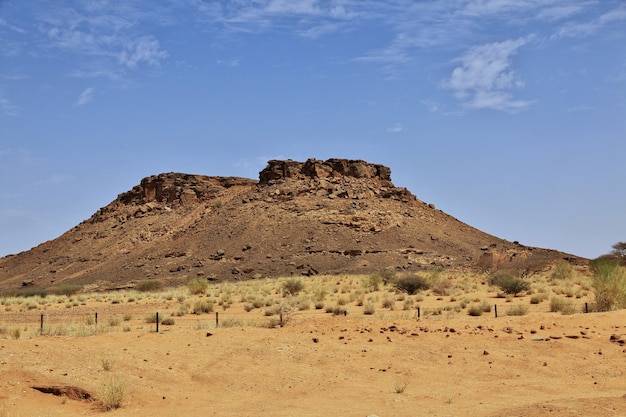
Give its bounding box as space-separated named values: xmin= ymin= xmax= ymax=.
xmin=553 ymin=5 xmax=626 ymax=38
xmin=0 ymin=17 xmax=26 ymax=34
xmin=386 ymin=123 xmax=403 ymax=133
xmin=216 ymin=58 xmax=240 ymax=68
xmin=444 ymin=38 xmax=533 ymax=112
xmin=75 ymin=87 xmax=94 ymax=106
xmin=35 ymin=3 xmax=169 ymax=79
xmin=118 ymin=36 xmax=168 ymax=69
xmin=0 ymin=95 xmax=19 ymax=117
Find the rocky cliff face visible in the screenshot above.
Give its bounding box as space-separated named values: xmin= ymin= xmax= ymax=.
xmin=0 ymin=158 xmax=580 ymax=292
xmin=257 ymin=158 xmax=415 ymax=202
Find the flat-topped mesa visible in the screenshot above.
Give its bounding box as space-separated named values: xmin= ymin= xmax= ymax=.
xmin=258 ymin=158 xmax=417 ymax=202
xmin=259 ymin=158 xmax=391 ymax=184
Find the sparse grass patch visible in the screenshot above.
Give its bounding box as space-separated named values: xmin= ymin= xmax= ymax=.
xmin=550 ymin=296 xmax=577 ymax=315
xmin=98 ymin=374 xmax=129 ymax=411
xmin=187 ymin=278 xmax=208 ymax=295
xmin=101 ymin=355 xmax=115 ymax=371
xmin=392 ymin=375 xmax=411 ymax=394
xmin=506 ymin=305 xmax=528 ymax=316
xmin=550 ymin=259 xmax=574 ymax=281
xmin=193 ymin=300 xmax=214 ymax=314
xmin=530 ymin=293 xmax=549 ymax=304
xmin=467 ymin=301 xmax=492 ymax=316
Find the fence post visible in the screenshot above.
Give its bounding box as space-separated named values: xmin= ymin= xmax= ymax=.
xmin=40 ymin=314 xmax=44 ymax=335
xmin=215 ymin=312 xmax=219 ymax=328
xmin=494 ymin=304 xmax=498 ymax=318
xmin=156 ymin=312 xmax=159 ymax=333
xmin=95 ymin=312 xmax=98 ymax=325
xmin=417 ymin=307 xmax=421 ymax=319
xmin=585 ymin=302 xmax=588 ymax=314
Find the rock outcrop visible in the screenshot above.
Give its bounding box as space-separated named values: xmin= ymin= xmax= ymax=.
xmin=0 ymin=158 xmax=581 ymax=291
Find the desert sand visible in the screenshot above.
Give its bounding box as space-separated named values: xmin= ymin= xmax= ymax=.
xmin=2 ymin=287 xmax=626 ymax=417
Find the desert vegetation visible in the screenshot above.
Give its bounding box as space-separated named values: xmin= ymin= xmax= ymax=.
xmin=0 ymin=258 xmax=611 ymax=341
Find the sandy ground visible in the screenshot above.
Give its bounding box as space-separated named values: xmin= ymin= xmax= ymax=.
xmin=2 ymin=304 xmax=626 ymax=417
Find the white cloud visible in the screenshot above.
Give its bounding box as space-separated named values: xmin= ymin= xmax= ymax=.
xmin=386 ymin=123 xmax=403 ymax=133
xmin=118 ymin=36 xmax=168 ymax=69
xmin=35 ymin=4 xmax=169 ymax=78
xmin=75 ymin=87 xmax=94 ymax=106
xmin=445 ymin=38 xmax=533 ymax=112
xmin=216 ymin=58 xmax=240 ymax=68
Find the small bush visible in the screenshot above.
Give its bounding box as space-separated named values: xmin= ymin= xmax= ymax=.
xmin=430 ymin=278 xmax=452 ymax=296
xmin=363 ymin=302 xmax=376 ymax=315
xmin=392 ymin=275 xmax=429 ymax=295
xmin=193 ymin=300 xmax=214 ymax=314
xmin=49 ymin=284 xmax=82 ymax=296
xmin=550 ymin=259 xmax=574 ymax=280
xmin=187 ymin=278 xmax=208 ymax=295
xmin=161 ymin=316 xmax=176 ymax=325
xmin=506 ymin=305 xmax=528 ymax=316
xmin=101 ymin=355 xmax=115 ymax=371
xmin=550 ymin=296 xmax=577 ymax=315
xmin=393 ymin=375 xmax=411 ymax=394
xmin=489 ymin=272 xmax=530 ymax=296
xmin=98 ymin=374 xmax=129 ymax=411
xmin=530 ymin=293 xmax=548 ymax=304
xmin=366 ymin=271 xmax=394 ymax=290
xmin=281 ymin=278 xmax=304 ymax=296
xmin=135 ymin=280 xmax=164 ymax=292
xmin=467 ymin=301 xmax=491 ymax=316
xmin=144 ymin=313 xmax=160 ymax=324
xmin=590 ymin=258 xmax=626 ymax=312
xmin=381 ymin=296 xmax=395 ymax=309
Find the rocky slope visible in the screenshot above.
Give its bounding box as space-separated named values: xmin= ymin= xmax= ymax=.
xmin=0 ymin=158 xmax=580 ymax=291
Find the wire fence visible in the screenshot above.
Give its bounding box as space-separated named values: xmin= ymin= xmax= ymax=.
xmin=0 ymin=297 xmax=594 ymax=338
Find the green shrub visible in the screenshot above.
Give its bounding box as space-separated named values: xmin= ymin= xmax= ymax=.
xmin=590 ymin=258 xmax=626 ymax=311
xmin=489 ymin=272 xmax=530 ymax=296
xmin=281 ymin=278 xmax=304 ymax=296
xmin=187 ymin=278 xmax=208 ymax=295
xmin=135 ymin=280 xmax=164 ymax=292
xmin=550 ymin=259 xmax=574 ymax=280
xmin=392 ymin=274 xmax=429 ymax=295
xmin=193 ymin=300 xmax=214 ymax=314
xmin=49 ymin=284 xmax=82 ymax=296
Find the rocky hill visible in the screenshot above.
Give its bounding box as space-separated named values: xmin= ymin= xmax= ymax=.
xmin=0 ymin=158 xmax=581 ymax=292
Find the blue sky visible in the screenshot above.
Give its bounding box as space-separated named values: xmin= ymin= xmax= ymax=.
xmin=1 ymin=0 xmax=625 ymax=259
